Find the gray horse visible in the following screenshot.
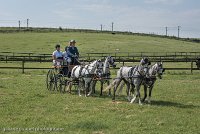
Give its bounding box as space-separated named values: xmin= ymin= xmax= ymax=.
xmin=105 ymin=58 xmax=149 ymax=105
xmin=69 ymin=60 xmax=103 ymax=97
xmin=118 ymin=62 xmax=165 ymax=104
xmin=91 ymin=56 xmax=116 ymax=96
xmin=142 ymin=62 xmax=165 ymax=103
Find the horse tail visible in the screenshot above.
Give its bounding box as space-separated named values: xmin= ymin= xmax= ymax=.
xmin=118 ymin=81 xmax=125 ymax=95
xmin=104 ymin=79 xmax=117 ymax=91
xmin=66 ymin=81 xmax=72 ymax=93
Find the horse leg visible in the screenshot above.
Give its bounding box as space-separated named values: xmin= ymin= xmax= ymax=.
xmin=85 ymin=81 xmax=89 ymax=97
xmin=88 ymin=80 xmax=95 ymax=96
xmin=125 ymin=82 xmax=131 ymax=102
xmin=130 ymin=84 xmax=135 ymax=96
xmin=137 ymin=86 xmax=142 ymax=105
xmin=86 ymin=79 xmax=93 ymax=96
xmin=78 ymin=82 xmax=81 ymax=96
xmin=131 ymin=80 xmax=142 ymax=105
xmin=92 ymin=80 xmax=97 ymax=94
xmin=107 ymin=80 xmax=111 ymax=96
xmin=100 ymin=81 xmax=104 ymax=96
xmin=142 ymin=85 xmax=147 ymax=102
xmin=78 ymin=79 xmax=83 ymax=96
xmin=148 ymin=86 xmax=154 ymax=103
xmin=130 ymin=80 xmax=137 ymax=104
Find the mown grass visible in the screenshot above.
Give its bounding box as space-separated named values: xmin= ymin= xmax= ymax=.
xmin=0 ymin=70 xmax=200 ymax=134
xmin=0 ymin=32 xmax=200 ymax=133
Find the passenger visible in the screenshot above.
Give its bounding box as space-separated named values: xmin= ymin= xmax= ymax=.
xmin=52 ymin=44 xmax=63 ymax=66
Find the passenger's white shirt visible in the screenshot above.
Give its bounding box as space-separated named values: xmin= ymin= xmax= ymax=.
xmin=52 ymin=50 xmax=63 ymax=58
xmin=52 ymin=50 xmax=63 ymax=66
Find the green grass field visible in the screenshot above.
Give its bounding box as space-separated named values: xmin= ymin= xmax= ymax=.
xmin=0 ymin=32 xmax=200 ymax=134
xmin=1 ymin=32 xmax=200 ymax=54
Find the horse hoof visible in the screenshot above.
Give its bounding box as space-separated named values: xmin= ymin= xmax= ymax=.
xmin=87 ymin=94 xmax=90 ymax=97
xmin=130 ymin=99 xmax=135 ymax=103
xmin=139 ymin=102 xmax=143 ymax=105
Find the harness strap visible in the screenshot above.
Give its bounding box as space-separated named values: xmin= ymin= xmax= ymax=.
xmin=128 ymin=67 xmax=135 ymax=78
xmin=79 ymin=66 xmax=83 ymax=77
xmin=71 ymin=66 xmax=78 ymax=78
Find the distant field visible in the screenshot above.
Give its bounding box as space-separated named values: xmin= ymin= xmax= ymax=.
xmin=0 ymin=32 xmax=200 ymax=134
xmin=0 ymin=32 xmax=200 ymax=54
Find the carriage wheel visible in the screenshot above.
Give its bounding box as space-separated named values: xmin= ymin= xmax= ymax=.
xmin=46 ymin=69 xmax=56 ymax=91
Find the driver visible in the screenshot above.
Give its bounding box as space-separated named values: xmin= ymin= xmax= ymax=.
xmin=64 ymin=40 xmax=79 ymax=65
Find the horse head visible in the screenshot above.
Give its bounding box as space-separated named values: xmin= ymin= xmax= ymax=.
xmin=140 ymin=57 xmax=150 ymax=66
xmin=155 ymin=62 xmax=165 ymax=79
xmin=107 ymin=56 xmax=116 ymax=68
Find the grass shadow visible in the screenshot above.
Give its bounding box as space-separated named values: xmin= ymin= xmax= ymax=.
xmin=71 ymin=121 xmax=108 ymax=131
xmin=64 ymin=86 xmax=129 ymax=102
xmin=151 ymin=100 xmax=200 ymax=109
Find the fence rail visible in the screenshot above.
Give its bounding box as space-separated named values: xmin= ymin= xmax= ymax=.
xmin=1 ymin=51 xmax=200 ymax=63
xmin=1 ymin=51 xmax=200 ymax=74
xmin=1 ymin=51 xmax=200 ymax=57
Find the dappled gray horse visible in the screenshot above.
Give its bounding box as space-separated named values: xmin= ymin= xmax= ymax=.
xmin=105 ymin=65 xmax=148 ymax=104
xmin=142 ymin=62 xmax=165 ymax=103
xmin=91 ymin=56 xmax=116 ymax=96
xmin=70 ymin=60 xmax=103 ymax=97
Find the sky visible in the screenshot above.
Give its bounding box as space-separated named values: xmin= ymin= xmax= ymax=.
xmin=0 ymin=0 xmax=200 ymax=38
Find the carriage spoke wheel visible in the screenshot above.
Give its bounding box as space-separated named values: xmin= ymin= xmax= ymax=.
xmin=54 ymin=74 xmax=65 ymax=93
xmin=46 ymin=69 xmax=56 ymax=91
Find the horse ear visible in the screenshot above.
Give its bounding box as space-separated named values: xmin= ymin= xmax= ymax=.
xmin=157 ymin=62 xmax=162 ymax=66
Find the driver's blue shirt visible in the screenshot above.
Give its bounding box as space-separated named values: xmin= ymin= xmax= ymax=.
xmin=65 ymin=46 xmax=79 ymax=58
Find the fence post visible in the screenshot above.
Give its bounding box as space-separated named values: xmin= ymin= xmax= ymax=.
xmin=29 ymin=53 xmax=31 ymax=60
xmin=22 ymin=60 xmax=25 ymax=74
xmin=43 ymin=54 xmax=46 ymax=60
xmin=191 ymin=61 xmax=193 ymax=74
xmin=6 ymin=56 xmax=7 ymax=63
xmin=40 ymin=56 xmax=42 ymax=63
